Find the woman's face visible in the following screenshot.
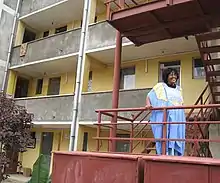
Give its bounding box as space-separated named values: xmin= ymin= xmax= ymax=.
xmin=167 ymin=71 xmax=177 ymax=85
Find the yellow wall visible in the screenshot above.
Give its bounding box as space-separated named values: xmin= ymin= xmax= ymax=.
xmin=15 ymin=72 xmax=76 ymax=97
xmin=6 ymin=70 xmax=17 ymax=96
xmin=20 ymin=129 xmax=70 ymax=171
xmin=90 ymin=52 xmax=207 ymax=105
xmin=77 ymin=125 xmax=155 ymax=154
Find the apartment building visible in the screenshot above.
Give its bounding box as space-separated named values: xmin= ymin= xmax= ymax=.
xmin=5 ymin=0 xmax=213 ymax=172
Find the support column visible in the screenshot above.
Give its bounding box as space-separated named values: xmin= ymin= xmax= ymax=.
xmin=109 ymin=31 xmax=122 ymax=152
xmin=89 ymin=0 xmax=97 ymax=24
xmin=82 ymin=55 xmax=91 ymax=92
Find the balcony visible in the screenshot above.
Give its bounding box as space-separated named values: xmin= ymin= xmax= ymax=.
xmin=106 ymin=0 xmax=220 ymax=46
xmin=10 ymin=29 xmax=81 ymax=67
xmin=86 ymin=21 xmax=130 ymax=51
xmin=20 ymin=0 xmax=66 ymax=17
xmin=10 ymin=21 xmax=131 ymax=68
xmin=15 ymin=88 xmax=150 ymax=123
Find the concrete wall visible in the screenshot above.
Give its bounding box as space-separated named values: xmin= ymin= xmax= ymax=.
xmin=19 ymin=0 xmax=64 ymax=17
xmin=86 ymin=21 xmax=130 ymax=50
xmin=10 ymin=21 xmax=129 ymax=67
xmin=0 ymin=0 xmax=17 ymax=88
xmin=10 ymin=29 xmax=81 ymax=66
xmin=15 ymin=88 xmax=150 ymax=122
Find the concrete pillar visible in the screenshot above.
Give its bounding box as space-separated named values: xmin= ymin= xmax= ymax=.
xmin=89 ymin=0 xmax=97 ymax=24
xmin=82 ymin=55 xmax=91 ymax=92
xmin=6 ymin=70 xmax=17 ymax=96
xmin=14 ymin=21 xmax=25 ymax=46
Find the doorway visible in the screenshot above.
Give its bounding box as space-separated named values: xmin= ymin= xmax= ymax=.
xmin=14 ymin=77 xmax=29 ymax=98
xmin=41 ymin=132 xmax=54 ymax=155
xmin=22 ymin=28 xmax=36 ymax=43
xmin=159 ymin=61 xmax=181 ymax=86
xmin=116 ymin=134 xmax=130 ymax=152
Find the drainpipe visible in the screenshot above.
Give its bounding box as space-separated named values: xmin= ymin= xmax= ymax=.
xmin=1 ymin=0 xmax=22 ymax=93
xmin=69 ymin=0 xmax=91 ymax=151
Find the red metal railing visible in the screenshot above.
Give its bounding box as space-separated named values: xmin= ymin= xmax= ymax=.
xmin=94 ymin=104 xmax=220 ymax=157
xmin=94 ymin=85 xmax=219 ymax=157
xmin=105 ymin=0 xmax=167 ymax=20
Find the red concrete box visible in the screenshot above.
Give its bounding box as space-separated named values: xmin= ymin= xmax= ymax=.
xmin=52 ymin=151 xmax=143 ymax=183
xmin=142 ymin=156 xmax=220 ymax=183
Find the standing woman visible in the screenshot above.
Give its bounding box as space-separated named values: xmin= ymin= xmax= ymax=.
xmin=146 ymin=68 xmax=186 ymax=156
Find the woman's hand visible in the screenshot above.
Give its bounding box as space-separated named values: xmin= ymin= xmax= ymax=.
xmin=145 ymin=97 xmax=152 ymax=109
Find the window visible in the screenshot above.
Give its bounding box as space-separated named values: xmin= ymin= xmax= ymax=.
xmin=94 ymin=16 xmax=98 ymax=23
xmin=120 ymin=67 xmax=135 ymax=89
xmin=116 ymin=134 xmax=130 ymax=152
xmin=88 ymin=71 xmax=92 ymax=92
xmin=36 ymin=79 xmax=43 ymax=94
xmin=55 ymin=26 xmax=67 ymax=34
xmin=159 ymin=61 xmax=181 ymax=86
xmin=47 ymin=77 xmax=61 ymax=95
xmin=193 ymin=58 xmax=205 ymax=79
xmin=43 ymin=31 xmax=49 ymax=37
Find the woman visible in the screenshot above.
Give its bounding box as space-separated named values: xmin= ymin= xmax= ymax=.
xmin=146 ymin=68 xmax=186 ymax=156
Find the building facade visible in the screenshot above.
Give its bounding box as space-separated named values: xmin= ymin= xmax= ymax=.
xmin=5 ymin=0 xmax=213 ymax=172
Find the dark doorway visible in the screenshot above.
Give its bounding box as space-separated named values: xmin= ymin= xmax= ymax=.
xmin=14 ymin=77 xmax=29 ymax=98
xmin=47 ymin=77 xmax=61 ymax=95
xmin=82 ymin=132 xmax=88 ymax=151
xmin=22 ymin=28 xmax=36 ymax=43
xmin=116 ymin=134 xmax=130 ymax=152
xmin=5 ymin=150 xmax=19 ymax=174
xmin=41 ymin=132 xmax=53 ymax=155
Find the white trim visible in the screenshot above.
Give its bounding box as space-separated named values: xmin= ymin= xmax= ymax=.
xmin=86 ymin=41 xmax=133 ymax=54
xmin=19 ymin=0 xmax=68 ymax=19
xmin=0 ymin=0 xmax=16 ymax=19
xmin=10 ymin=52 xmax=79 ymax=69
xmin=33 ymin=121 xmax=71 ymax=125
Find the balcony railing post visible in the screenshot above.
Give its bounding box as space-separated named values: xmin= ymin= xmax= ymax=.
xmin=130 ymin=116 xmax=134 ymax=153
xmin=96 ymin=112 xmax=101 ymax=152
xmin=162 ymin=109 xmax=167 ymax=155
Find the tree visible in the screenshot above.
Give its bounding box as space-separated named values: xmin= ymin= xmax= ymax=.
xmin=0 ymin=93 xmax=33 ymax=182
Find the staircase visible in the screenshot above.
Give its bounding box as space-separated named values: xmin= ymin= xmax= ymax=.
xmin=196 ymin=30 xmax=220 ymax=104
xmin=185 ymin=30 xmax=220 ymax=157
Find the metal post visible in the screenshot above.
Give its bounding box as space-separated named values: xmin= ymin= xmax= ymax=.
xmin=69 ymin=0 xmax=91 ymax=151
xmin=109 ymin=0 xmax=124 ymax=153
xmin=96 ymin=112 xmax=101 ymax=151
xmin=162 ymin=109 xmax=167 ymax=155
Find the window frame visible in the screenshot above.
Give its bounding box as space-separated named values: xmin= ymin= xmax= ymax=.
xmin=192 ymin=57 xmax=205 ymax=79
xmin=120 ymin=66 xmax=136 ymax=90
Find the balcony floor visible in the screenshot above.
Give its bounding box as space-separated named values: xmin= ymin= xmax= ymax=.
xmin=108 ymin=0 xmax=220 ymax=46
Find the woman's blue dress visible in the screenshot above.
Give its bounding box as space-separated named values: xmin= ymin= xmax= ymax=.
xmin=147 ymin=82 xmax=186 ymax=156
